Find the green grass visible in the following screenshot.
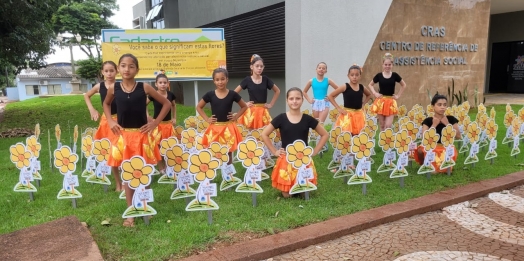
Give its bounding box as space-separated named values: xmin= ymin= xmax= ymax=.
xmin=1 ymin=96 xmax=523 ymax=261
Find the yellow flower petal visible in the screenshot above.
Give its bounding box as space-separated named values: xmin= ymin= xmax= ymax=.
xmin=142 ymin=165 xmax=153 ymax=176
xmin=252 ymin=157 xmax=260 ymax=166
xmin=60 ymin=147 xmax=70 ymax=158
xmin=122 ymin=171 xmax=133 ymax=181
xmin=199 ymin=151 xmax=211 ymax=164
xmin=189 ymin=164 xmax=200 ymax=173
xmin=288 ymin=154 xmax=297 ymax=162
xmin=208 ymin=159 xmax=219 ymax=169
xmin=60 ymin=165 xmax=68 ymax=173
xmin=195 ymin=172 xmax=205 ymax=182
xmin=140 ymin=175 xmax=150 ymax=185
xmin=130 ymin=157 xmax=144 ymax=170
xmin=129 ymin=178 xmax=140 ymax=188
xmin=244 ymin=158 xmax=252 ymax=167
xmin=67 ymin=163 xmax=75 ymax=171
xmin=190 ymin=154 xmax=201 ymax=166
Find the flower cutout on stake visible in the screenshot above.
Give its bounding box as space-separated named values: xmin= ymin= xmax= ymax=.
xmin=466 ymin=122 xmax=481 ymax=144
xmin=121 ymin=156 xmax=154 ymax=189
xmin=366 ymin=118 xmax=378 ymax=133
xmin=336 ymin=131 xmax=352 ymax=156
xmin=504 ymin=110 xmax=516 ymax=128
xmin=184 ymin=116 xmax=198 ymax=129
xmin=485 ymin=119 xmax=498 ymax=140
xmin=286 ymin=140 xmax=313 ymax=169
xmin=478 ymin=103 xmax=486 ymax=114
xmin=329 ymin=126 xmax=342 ymax=147
xmin=73 ymin=125 xmax=79 ymax=145
xmin=34 ymin=123 xmax=40 ymax=139
xmin=415 ymin=111 xmax=426 ymax=126
xmin=197 ymin=120 xmax=209 ymax=134
xmin=82 ymin=136 xmax=93 ymax=158
xmin=26 ymin=135 xmax=41 ymax=158
xmin=54 ymin=146 xmax=78 ymax=174
xmin=189 ymin=150 xmax=220 ymax=182
xmin=181 ymin=128 xmax=198 ymax=150
xmin=10 ymin=143 xmax=32 ymax=169
xmin=401 ymin=121 xmax=418 ymax=142
xmin=511 ymin=120 xmax=521 ymax=138
xmin=351 ymin=133 xmax=374 ymax=160
xmin=378 ymin=128 xmax=395 ymax=152
xmin=173 ymin=125 xmax=184 ymax=140
xmin=329 ymin=108 xmax=339 ymax=122
xmin=92 ymin=138 xmax=111 ymax=162
xmin=422 ymin=128 xmax=439 ymax=152
xmin=55 ymin=124 xmax=61 ymax=142
xmin=237 ymin=138 xmax=264 ymax=168
xmin=462 ymin=101 xmax=471 ymax=112
xmin=490 ymin=107 xmax=496 ymax=120
xmin=160 ymin=137 xmax=178 ymax=156
xmin=237 ymin=124 xmax=249 ymax=140
xmin=362 ymin=126 xmax=376 ymax=140
xmin=476 ymin=112 xmax=489 ymax=130
xmin=165 ymin=144 xmax=189 ymax=172
xmin=250 ymin=128 xmax=263 ymax=141
xmin=394 ymin=130 xmax=412 ymax=154
xmin=398 ymin=105 xmax=407 ymax=116
xmin=195 ymin=135 xmax=205 ymax=151
xmin=441 ymin=125 xmax=456 ymax=147
xmin=445 ymin=107 xmax=453 ymax=116
xmin=209 ymin=142 xmax=229 ymax=165
xmin=426 ymin=104 xmax=434 ymax=117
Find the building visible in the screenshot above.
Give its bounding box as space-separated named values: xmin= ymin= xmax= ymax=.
xmin=131 ymin=0 xmax=524 ymax=116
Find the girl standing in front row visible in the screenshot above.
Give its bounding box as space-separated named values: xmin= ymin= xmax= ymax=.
xmin=303 ymin=62 xmax=338 ymax=123
xmin=197 ymin=68 xmax=248 ymax=162
xmin=83 ymin=61 xmax=122 ymax=191
xmin=235 ymin=54 xmax=280 ymax=129
xmin=261 ymin=87 xmax=328 ymax=198
xmin=104 ymin=53 xmax=171 ymax=227
xmin=328 ymin=65 xmax=372 ymax=135
xmin=368 ymin=53 xmax=406 ymax=131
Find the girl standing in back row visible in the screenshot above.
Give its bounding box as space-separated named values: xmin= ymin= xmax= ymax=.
xmin=303 ymin=62 xmax=338 ymax=123
xmin=235 ymin=54 xmax=280 ymax=129
xmin=368 ymin=53 xmax=406 ymax=131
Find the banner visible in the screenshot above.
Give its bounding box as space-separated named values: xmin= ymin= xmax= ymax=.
xmin=101 ymin=28 xmax=224 ymax=43
xmin=102 ymin=41 xmax=226 ymax=80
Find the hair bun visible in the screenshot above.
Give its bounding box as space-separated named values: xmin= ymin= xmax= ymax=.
xmin=251 ymin=54 xmax=260 ymax=62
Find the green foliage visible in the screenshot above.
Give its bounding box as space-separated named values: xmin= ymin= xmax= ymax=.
xmin=426 ymin=89 xmax=439 ymax=101
xmin=76 ymin=57 xmax=102 ymax=82
xmin=448 ymin=79 xmax=470 ymax=106
xmin=0 ymin=0 xmax=69 ymax=71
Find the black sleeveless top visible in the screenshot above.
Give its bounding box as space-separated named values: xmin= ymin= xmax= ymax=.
xmin=149 ymin=91 xmax=175 ymax=121
xmin=114 ymin=82 xmax=147 ymax=128
xmin=343 ymin=83 xmax=364 ymax=109
xmin=99 ymin=82 xmax=117 ymax=115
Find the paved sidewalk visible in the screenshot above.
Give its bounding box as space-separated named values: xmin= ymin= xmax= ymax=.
xmin=484 ymin=93 xmax=524 ymax=106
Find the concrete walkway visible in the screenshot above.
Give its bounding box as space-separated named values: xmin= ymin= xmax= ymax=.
xmin=484 ymin=93 xmax=524 ymax=106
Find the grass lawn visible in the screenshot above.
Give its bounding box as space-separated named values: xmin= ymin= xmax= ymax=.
xmin=1 ymin=95 xmax=523 ymax=261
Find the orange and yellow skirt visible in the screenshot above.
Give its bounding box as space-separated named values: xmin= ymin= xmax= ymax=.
xmin=157 ymin=121 xmax=176 ymax=140
xmin=202 ymin=121 xmax=243 ymax=152
xmin=237 ymin=104 xmax=272 ymax=129
xmin=94 ymin=114 xmax=117 ymax=141
xmin=371 ymin=96 xmax=398 ymax=116
xmin=334 ymin=108 xmax=366 ymax=135
xmin=271 ymin=154 xmax=317 ymax=193
xmin=108 ymin=128 xmax=161 ymax=167
xmin=414 ymin=144 xmax=458 ymax=173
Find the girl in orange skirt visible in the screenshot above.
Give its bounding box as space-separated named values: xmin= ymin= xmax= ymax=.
xmin=234 ymin=54 xmax=281 ymax=129
xmin=103 ymin=53 xmax=171 ymax=227
xmin=261 ymin=87 xmax=328 ymax=198
xmin=328 ymin=65 xmax=372 ymax=135
xmin=368 ymin=53 xmax=407 ymax=131
xmin=303 ymin=62 xmax=339 ymax=123
xmin=83 ymin=61 xmax=122 ymax=191
xmin=147 ymin=74 xmax=176 ymax=172
xmin=414 ymin=94 xmax=461 ymax=173
xmin=197 ymin=68 xmax=248 ymax=163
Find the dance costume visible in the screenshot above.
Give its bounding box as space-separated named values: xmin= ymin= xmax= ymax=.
xmin=237 ymin=76 xmax=274 ymax=129
xmin=94 ymin=82 xmax=117 ymax=141
xmin=334 ymin=83 xmax=366 ymax=135
xmin=371 ymin=72 xmax=402 ymax=116
xmin=149 ymin=91 xmax=176 ymax=140
xmin=311 ymin=77 xmax=330 ymax=112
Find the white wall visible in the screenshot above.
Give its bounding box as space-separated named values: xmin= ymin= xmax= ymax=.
xmin=285 ymin=0 xmax=392 ymax=120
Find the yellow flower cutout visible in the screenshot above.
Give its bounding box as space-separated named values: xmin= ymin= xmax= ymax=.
xmin=462 ymin=116 xmax=471 ymax=129
xmin=92 ymin=138 xmax=111 ymax=162
xmin=441 ymin=124 xmax=456 ymax=147
xmin=476 ymin=112 xmax=488 ymax=130
xmin=286 ymin=140 xmax=313 ymax=169
xmin=73 ymin=125 xmax=78 ymax=144
xmin=250 ymin=128 xmax=263 ymax=141
xmin=415 ymin=111 xmax=426 ymax=126
xmin=366 ymin=118 xmax=378 ymax=133
xmin=457 ymin=109 xmax=467 ymax=123
xmin=189 ymin=150 xmax=220 ymax=182
xmin=54 ymin=146 xmax=78 ymax=174
xmin=55 ymin=124 xmax=61 ymax=142
xmin=26 ymin=135 xmax=41 ymax=158
xmin=184 ymin=116 xmax=198 ymax=129
xmin=398 ymin=105 xmax=407 ymax=116
xmin=174 ymin=126 xmax=184 ymax=140
xmin=10 ymin=143 xmax=32 ymax=169
xmin=511 ymin=120 xmax=520 ymax=138
xmin=426 ymin=104 xmax=434 ymax=115
xmin=268 ymin=129 xmax=278 ymax=143
xmin=160 ymin=137 xmax=178 ymax=156
xmin=378 ymin=128 xmax=395 ymax=151
xmin=445 ymin=107 xmax=453 ymax=116
xmin=478 ymin=103 xmax=486 ymax=114
xmin=462 ymin=101 xmax=471 ymax=112
xmin=329 ymin=108 xmax=339 ymax=122
xmin=422 ymin=128 xmax=439 ymax=152
xmin=336 ymin=131 xmax=353 ymax=156
xmin=273 ymin=129 xmax=281 ymax=143
xmin=506 ymin=103 xmax=512 ymax=113
xmin=466 ymin=122 xmax=480 ymax=143
xmin=504 ymin=110 xmax=516 ymax=128
xmin=181 ymin=128 xmax=197 ymax=150
xmin=412 ymin=104 xmax=423 ymax=112
xmin=394 ymin=129 xmax=412 ymax=154
xmin=362 ymin=125 xmax=376 ymax=139
xmin=83 ymin=128 xmax=96 ymax=138
xmin=197 ymin=120 xmax=209 ymax=133
xmin=401 ymin=121 xmax=418 ymax=141
xmin=237 ymin=124 xmax=248 ymax=139
xmin=485 ymin=119 xmax=498 ymax=140
xmin=351 ymin=133 xmax=374 ymax=160
xmin=34 ymin=123 xmax=40 ymax=139
xmin=302 ymin=109 xmax=311 ymax=116
xmin=452 ymin=105 xmax=459 ymax=117
xmin=121 ymin=156 xmax=154 ymax=188
xmin=165 ymin=144 xmax=189 ymax=172
xmin=407 ymin=109 xmax=417 ymax=122
xmin=397 ymin=116 xmax=409 ymax=127
xmin=195 ymin=135 xmax=205 ymax=151
xmin=490 ymin=107 xmax=496 ymax=120
xmin=81 ymin=136 xmax=93 ymax=157
xmin=209 ymin=142 xmax=229 ymax=165
xmin=237 ymin=138 xmax=264 ymax=168
xmin=518 ymin=108 xmax=524 ymax=123
xmin=329 ymin=126 xmax=342 ymax=145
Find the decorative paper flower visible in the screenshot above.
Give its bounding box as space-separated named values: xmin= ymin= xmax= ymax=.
xmin=397 ymin=116 xmax=409 ymax=127
xmin=462 ymin=101 xmax=470 ymax=112
xmin=394 ymin=129 xmax=412 ymax=154
xmin=398 ymin=105 xmax=407 ymax=116
xmin=174 ymin=126 xmax=184 ymax=140
xmin=452 ymin=105 xmax=459 ymax=117
xmin=329 ymin=108 xmax=339 ymax=122
xmin=486 ymin=119 xmax=498 ymax=140
xmin=121 ymin=156 xmax=154 ymax=189
xmin=268 ymin=129 xmax=278 ymax=143
xmin=506 ymin=103 xmax=512 ymax=112
xmin=422 ymin=128 xmax=439 ymax=151
xmin=209 ymin=142 xmax=229 ymax=165
xmin=490 ymin=107 xmax=496 ymax=120
xmin=81 ymin=136 xmax=93 ymax=157
xmin=466 ymin=122 xmax=480 ymax=143
xmin=478 ymin=103 xmax=486 ymax=113
xmin=302 ymin=109 xmax=311 ymax=116
xmin=92 ymin=138 xmax=111 ymax=162
xmin=378 ymin=128 xmax=395 ymax=151
xmin=504 ymin=111 xmax=516 ymax=128
xmin=336 ymin=131 xmax=353 ymax=156
xmin=366 ymin=118 xmax=378 ymax=132
xmin=401 ymin=121 xmax=418 ymax=141
xmin=197 ymin=120 xmax=209 ymax=133
xmin=160 ymin=137 xmax=178 ymax=156
xmin=184 ymin=116 xmax=198 ymax=129
xmin=351 ymin=133 xmax=374 ymax=160
xmin=286 ymin=140 xmax=313 ymax=169
xmin=445 ymin=107 xmax=453 ymax=116
xmin=189 ymin=150 xmax=219 ymax=181
xmin=329 ymin=126 xmax=342 ymax=145
xmin=462 ymin=116 xmax=471 ymax=129
xmin=73 ymin=125 xmax=78 ymax=144
xmin=362 ymin=126 xmax=376 ymax=139
xmin=237 ymin=124 xmax=249 ymax=139
xmin=441 ymin=125 xmax=456 ymax=147
xmin=457 ymin=109 xmax=468 ymax=123
xmin=195 ymin=135 xmax=205 ymax=151
xmin=415 ymin=111 xmax=425 ymax=126
xmin=518 ymin=108 xmax=524 ymax=123
xmin=26 ymin=135 xmax=41 ymax=158
xmin=273 ymin=129 xmax=281 ymax=143
xmin=476 ymin=113 xmax=489 ymax=130
xmin=83 ymin=128 xmax=97 ymax=139
xmin=181 ymin=128 xmax=197 ymax=150
xmin=250 ymin=128 xmax=263 ymax=141
xmin=407 ymin=109 xmax=417 ymax=122
xmin=511 ymin=120 xmax=520 ymax=138
xmin=237 ymin=138 xmax=264 ymax=167
xmin=54 ymin=146 xmax=78 ymax=174
xmin=10 ymin=143 xmax=32 ymax=169
xmin=165 ymin=144 xmax=189 ymax=172
xmin=426 ymin=104 xmax=434 ymax=116
xmin=34 ymin=123 xmax=40 ymax=138
xmin=55 ymin=124 xmax=61 ymax=141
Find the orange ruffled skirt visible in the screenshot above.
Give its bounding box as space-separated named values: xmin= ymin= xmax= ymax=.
xmin=202 ymin=121 xmax=243 ymax=152
xmin=108 ymin=128 xmax=161 ymax=167
xmin=334 ymin=108 xmax=366 ymax=135
xmin=414 ymin=144 xmax=458 ymax=173
xmin=271 ymin=154 xmax=317 ymax=193
xmin=371 ymin=96 xmax=398 ymax=116
xmin=238 ymin=104 xmax=272 ymax=129
xmin=157 ymin=121 xmax=175 ymax=140
xmin=94 ymin=114 xmax=117 ymax=141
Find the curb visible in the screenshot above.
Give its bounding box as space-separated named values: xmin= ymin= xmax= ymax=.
xmin=179 ymin=171 xmax=524 ymax=261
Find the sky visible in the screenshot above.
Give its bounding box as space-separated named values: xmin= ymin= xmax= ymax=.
xmin=45 ymin=0 xmax=142 ymax=64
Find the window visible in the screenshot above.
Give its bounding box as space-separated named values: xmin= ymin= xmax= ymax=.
xmin=25 ymin=85 xmax=39 ymax=96
xmin=153 ymin=19 xmax=165 ymax=29
xmin=80 ymin=84 xmax=88 ymax=93
xmin=151 ymin=0 xmax=162 ymax=7
xmin=47 ymin=84 xmax=62 ymax=95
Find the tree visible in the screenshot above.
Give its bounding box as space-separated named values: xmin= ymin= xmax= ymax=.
xmin=76 ymin=57 xmax=103 ymax=82
xmin=0 ymin=0 xmax=69 ymax=72
xmin=52 ymin=0 xmax=119 ymax=59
